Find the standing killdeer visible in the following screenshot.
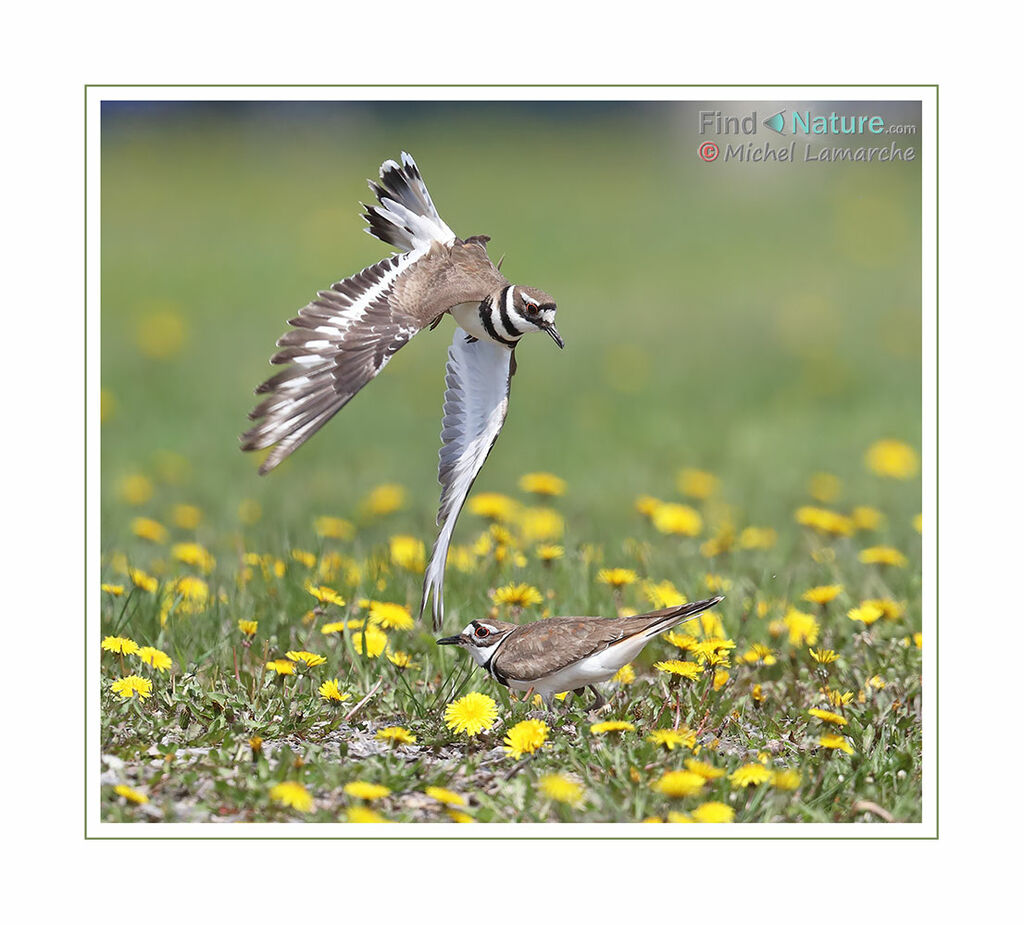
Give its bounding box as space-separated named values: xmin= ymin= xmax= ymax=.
xmin=240 ymin=153 xmax=563 ymax=630
xmin=437 ymin=596 xmax=725 ymax=708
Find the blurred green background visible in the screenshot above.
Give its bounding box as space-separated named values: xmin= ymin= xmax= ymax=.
xmin=100 ymin=100 xmax=921 ymax=546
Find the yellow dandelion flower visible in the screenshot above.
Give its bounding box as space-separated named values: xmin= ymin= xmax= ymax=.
xmin=368 ymin=601 xmax=414 ymax=630
xmin=318 ymin=551 xmax=361 ymax=585
xmin=425 ymin=786 xmax=466 ymax=806
xmin=110 ymin=675 xmax=153 ymax=700
xmin=269 ymin=781 xmax=312 ymax=812
xmin=118 ymin=473 xmax=154 ymax=506
xmin=389 ymin=534 xmax=425 ymax=572
xmin=539 ymin=774 xmax=584 ymax=805
xmin=652 ymin=770 xmax=706 ymax=798
xmin=519 ymin=506 xmax=564 ymax=542
xmin=468 ymin=492 xmax=519 ymax=521
xmin=101 ymin=583 xmax=125 ymax=596
xmin=536 ymin=544 xmax=565 ymax=563
xmin=691 ymin=801 xmax=734 ymax=823
xmin=352 ymin=625 xmax=388 ymax=658
xmin=320 ymin=621 xmax=346 ymax=635
xmin=128 ymin=568 xmax=158 ymax=593
xmin=518 ymin=471 xmax=566 ymax=496
xmin=376 ymin=726 xmax=416 ymax=745
xmin=171 ymin=503 xmax=202 ymax=530
xmin=782 ymin=608 xmax=820 ymax=646
xmin=314 ymin=515 xmax=354 ymax=540
xmin=286 ymin=650 xmax=327 ymax=668
xmin=136 ymin=646 xmax=172 ymax=672
xmin=344 ymin=780 xmax=391 ymax=801
xmin=291 ymin=548 xmax=316 ymax=568
xmin=867 ymin=675 xmax=887 ymax=689
xmin=851 ymin=505 xmax=884 ymax=531
xmin=386 ymin=650 xmax=419 ymax=669
xmin=612 ymin=663 xmax=636 ymax=685
xmin=676 ymin=467 xmax=719 ymax=500
xmin=102 ymin=635 xmax=139 ymax=655
xmin=503 ymin=719 xmax=549 ymax=758
xmin=447 ymin=809 xmax=475 ymax=823
xmin=848 ymin=603 xmax=884 ymax=625
xmin=809 ymin=647 xmax=839 ymax=664
xmin=741 ymin=643 xmax=776 ymax=665
xmin=738 ymin=526 xmax=777 ymax=549
xmin=131 ymin=517 xmax=168 ymax=544
xmin=171 ymin=542 xmax=215 ymax=574
xmin=684 ymin=758 xmax=724 ymax=780
xmin=822 ymin=688 xmax=856 ymax=707
xmin=113 ymin=784 xmax=148 ymax=804
xmin=265 ymin=659 xmax=295 ymax=675
xmin=361 ymin=483 xmax=405 ymax=516
xmin=647 ymin=728 xmax=696 ymax=751
xmin=808 ymin=472 xmax=842 ymax=503
xmin=346 ymin=806 xmax=389 ymax=823
xmin=597 ymin=567 xmax=637 ymax=589
xmin=643 ymin=579 xmax=686 ymax=608
xmin=238 ymin=619 xmax=258 ymax=636
xmin=808 ymin=708 xmax=848 ymax=726
xmin=691 ymin=637 xmax=737 ymax=663
xmin=653 ymin=659 xmax=702 ymax=680
xmin=772 ymin=768 xmax=801 ymax=790
xmin=863 ymin=598 xmax=905 ymax=621
xmin=306 ymin=583 xmax=346 ymax=607
xmin=802 ymin=584 xmax=843 ymax=605
xmin=163 ymin=575 xmax=209 ymax=617
xmin=713 ymin=669 xmax=730 ymax=690
xmin=730 ymin=763 xmax=773 ymax=787
xmin=865 ymin=439 xmax=919 ymax=479
xmin=635 ymin=495 xmax=662 ymax=517
xmin=444 ymin=691 xmax=499 ymax=736
xmin=665 ymin=630 xmax=696 ymax=650
xmin=446 ymin=545 xmax=476 ymax=572
xmin=589 ymin=720 xmax=635 ymax=736
xmin=859 ymin=546 xmax=908 ymax=567
xmin=651 ymin=502 xmax=703 ymax=536
xmin=751 ymin=683 xmax=766 ymax=703
xmin=819 ymin=734 xmax=855 ymax=755
xmin=666 ymin=811 xmax=694 ymax=823
xmin=795 ymin=505 xmax=854 ymax=536
xmin=318 ymin=679 xmax=349 ymax=702
xmin=491 ymin=582 xmax=543 ymax=607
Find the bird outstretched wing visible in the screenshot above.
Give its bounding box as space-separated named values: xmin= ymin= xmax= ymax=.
xmin=241 ymin=250 xmax=427 ymax=473
xmin=241 ymin=153 xmax=505 ymax=474
xmin=421 ymin=331 xmax=516 ymax=630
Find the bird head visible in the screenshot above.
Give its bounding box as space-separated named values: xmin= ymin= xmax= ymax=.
xmin=511 ymin=286 xmax=563 ymax=349
xmin=437 ymin=619 xmax=516 ymax=668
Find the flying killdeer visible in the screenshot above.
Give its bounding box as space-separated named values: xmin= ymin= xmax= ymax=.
xmin=240 ymin=153 xmax=563 ymax=630
xmin=437 ymin=596 xmax=725 ymax=708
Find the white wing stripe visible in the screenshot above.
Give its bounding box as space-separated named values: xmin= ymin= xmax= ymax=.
xmin=422 ymin=332 xmax=514 ymax=629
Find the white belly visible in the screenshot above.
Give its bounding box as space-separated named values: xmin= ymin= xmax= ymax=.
xmin=507 ymin=633 xmax=654 ymax=703
xmin=451 ymin=301 xmax=490 ymax=340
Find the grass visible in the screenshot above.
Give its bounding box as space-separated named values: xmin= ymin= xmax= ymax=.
xmin=98 ymin=101 xmax=923 ymax=825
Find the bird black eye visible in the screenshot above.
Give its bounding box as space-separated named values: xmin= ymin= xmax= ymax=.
xmin=527 ymin=304 xmax=538 ymax=315
xmin=475 ymin=626 xmax=489 ymax=638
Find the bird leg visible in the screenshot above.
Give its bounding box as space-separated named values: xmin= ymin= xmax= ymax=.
xmin=588 ymin=685 xmax=607 ymax=712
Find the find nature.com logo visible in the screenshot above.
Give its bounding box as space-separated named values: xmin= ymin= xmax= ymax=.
xmin=697 ymin=107 xmax=917 ymax=164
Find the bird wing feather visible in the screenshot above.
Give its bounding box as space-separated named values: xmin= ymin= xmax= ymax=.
xmin=421 ymin=330 xmax=515 ymax=629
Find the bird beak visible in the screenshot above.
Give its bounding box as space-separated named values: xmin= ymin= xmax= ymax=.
xmin=436 ymin=634 xmax=465 ymax=646
xmin=544 ymin=323 xmax=565 ymax=349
